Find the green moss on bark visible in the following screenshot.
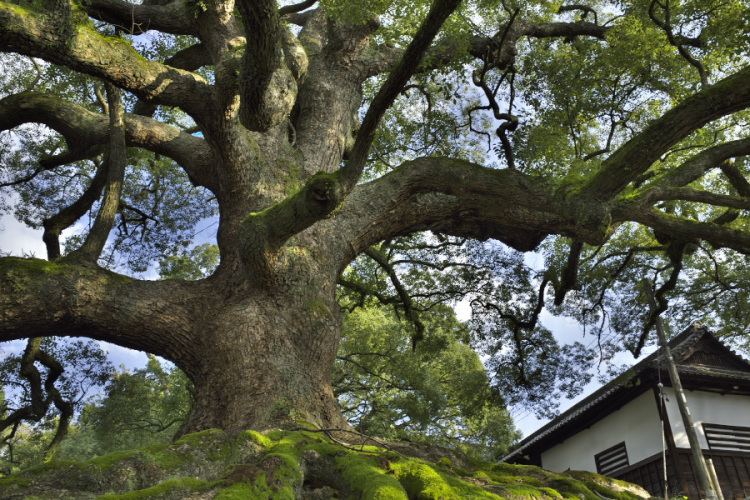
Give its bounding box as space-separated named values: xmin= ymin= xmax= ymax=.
xmin=0 ymin=429 xmax=651 ymax=500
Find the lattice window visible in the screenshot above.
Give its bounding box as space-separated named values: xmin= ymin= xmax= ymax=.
xmin=595 ymin=442 xmax=630 ymax=476
xmin=703 ymin=423 xmax=750 ymax=452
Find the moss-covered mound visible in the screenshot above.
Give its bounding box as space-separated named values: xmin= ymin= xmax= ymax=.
xmin=0 ymin=428 xmax=651 ymax=499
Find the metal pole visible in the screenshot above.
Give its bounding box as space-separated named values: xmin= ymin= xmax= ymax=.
xmin=643 ymin=282 xmax=718 ymax=500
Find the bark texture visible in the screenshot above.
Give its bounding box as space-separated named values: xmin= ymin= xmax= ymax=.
xmin=1 ymin=0 xmax=750 ymax=434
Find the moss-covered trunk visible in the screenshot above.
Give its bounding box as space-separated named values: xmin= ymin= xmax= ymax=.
xmin=176 ymin=257 xmax=351 ymax=434
xmin=0 ymin=427 xmax=653 ymax=499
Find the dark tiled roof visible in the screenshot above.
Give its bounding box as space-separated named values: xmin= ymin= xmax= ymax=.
xmin=500 ymin=323 xmax=750 ymax=463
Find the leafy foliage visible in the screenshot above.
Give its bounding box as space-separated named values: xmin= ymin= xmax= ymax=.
xmin=0 ymin=338 xmax=113 ymax=474
xmin=62 ymin=356 xmax=194 ymax=459
xmin=340 ymin=235 xmax=599 ymax=418
xmin=335 ymin=304 xmax=520 ymax=459
xmin=158 ymin=242 xmax=220 ymax=280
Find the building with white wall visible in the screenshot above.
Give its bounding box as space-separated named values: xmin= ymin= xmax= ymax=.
xmin=502 ymin=324 xmax=750 ymax=499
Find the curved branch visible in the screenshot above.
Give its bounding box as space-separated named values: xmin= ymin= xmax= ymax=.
xmin=238 ymin=172 xmax=341 ymax=281
xmin=364 ymin=17 xmax=608 ymax=83
xmin=327 ymin=157 xmax=611 ymax=273
xmin=279 ymin=0 xmax=317 ymax=16
xmin=364 ymin=247 xmax=425 ymax=350
xmin=634 ymin=254 xmax=684 ymax=357
xmin=627 ymin=208 xmax=750 ymax=254
xmin=472 ymin=278 xmax=550 ymax=387
xmin=0 ymin=93 xmax=218 ymax=192
xmin=0 ymin=4 xmax=212 ymax=117
xmin=43 ymin=159 xmax=108 ymax=260
xmin=579 ymin=66 xmax=750 ymax=201
xmin=337 ymin=278 xmax=402 ymax=308
xmin=132 ymin=42 xmax=211 ymax=118
xmin=468 ymin=20 xmax=607 ymax=72
xmin=84 ymin=0 xmax=197 ymax=36
xmin=38 ymin=145 xmax=107 ymax=171
xmin=0 ymin=257 xmax=205 ymax=367
xmin=339 ymin=0 xmax=463 ymax=194
xmin=558 ymin=4 xmax=598 ymax=24
xmin=632 ymin=187 xmax=750 ymax=211
xmin=643 ymin=139 xmax=750 ymax=192
xmin=720 ymin=160 xmax=750 ymax=198
xmin=68 ymin=83 xmax=127 ymax=264
xmin=0 ymin=338 xmax=74 ymax=459
xmin=329 ymin=151 xmax=750 ymax=278
xmin=554 ymin=240 xmax=583 ymax=306
xmin=648 ymin=0 xmax=707 ymax=86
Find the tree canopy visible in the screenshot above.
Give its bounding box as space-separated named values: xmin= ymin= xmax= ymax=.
xmin=0 ymin=0 xmax=749 ymax=435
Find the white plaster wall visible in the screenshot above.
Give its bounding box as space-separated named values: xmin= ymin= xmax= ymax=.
xmin=662 ymin=388 xmax=750 ymax=449
xmin=541 ymin=391 xmax=663 ymax=472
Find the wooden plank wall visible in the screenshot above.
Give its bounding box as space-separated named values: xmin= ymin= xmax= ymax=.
xmin=614 ymin=451 xmax=750 ymax=500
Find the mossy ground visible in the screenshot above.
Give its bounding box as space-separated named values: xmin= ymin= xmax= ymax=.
xmin=0 ymin=428 xmax=651 ymax=500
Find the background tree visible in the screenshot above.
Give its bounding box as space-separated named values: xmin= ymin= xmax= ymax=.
xmin=0 ymin=354 xmax=191 ymax=475
xmin=58 ymin=356 xmax=193 ymax=461
xmin=1 ymin=0 xmax=749 ymax=436
xmin=335 ymin=304 xmax=520 ymax=459
xmin=0 ymin=338 xmax=112 ymax=474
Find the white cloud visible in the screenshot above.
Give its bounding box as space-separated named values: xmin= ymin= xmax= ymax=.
xmin=0 ymin=212 xmax=46 ymax=258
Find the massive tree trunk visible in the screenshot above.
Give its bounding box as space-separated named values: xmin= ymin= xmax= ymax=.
xmin=183 ymin=291 xmax=348 ymax=433
xmin=2 ymin=0 xmax=750 ymax=434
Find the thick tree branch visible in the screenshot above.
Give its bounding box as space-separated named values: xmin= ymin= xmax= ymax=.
xmin=132 ymin=42 xmax=211 ymax=118
xmin=627 ymin=209 xmax=750 ymax=254
xmin=0 ymin=257 xmax=205 ymax=366
xmin=328 ymin=157 xmax=610 ymax=272
xmin=279 ymin=0 xmax=317 ymax=16
xmin=641 ymin=138 xmax=750 ymax=190
xmin=339 ymin=0 xmax=463 ymax=194
xmin=554 ymin=240 xmax=583 ymax=306
xmin=38 ymin=145 xmax=107 ymax=171
xmin=720 ymin=159 xmax=750 ymax=198
xmin=0 ymin=4 xmax=212 ymax=117
xmin=68 ymin=83 xmax=127 ymax=264
xmin=579 ymin=66 xmax=750 ymax=201
xmin=0 ymin=93 xmax=218 ymax=192
xmin=631 ymin=187 xmax=750 ymax=211
xmin=238 ymin=172 xmax=341 ymax=279
xmin=237 ymin=0 xmax=463 ymax=276
xmin=236 ymin=0 xmax=296 ymax=132
xmin=84 ymin=0 xmax=197 ymax=35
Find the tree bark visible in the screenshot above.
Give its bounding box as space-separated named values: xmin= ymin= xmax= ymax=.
xmin=2 ymin=0 xmax=750 ymax=436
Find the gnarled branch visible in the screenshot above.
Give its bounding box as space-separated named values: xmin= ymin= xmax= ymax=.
xmin=580 ymin=66 xmax=750 ymax=201
xmin=85 ymin=0 xmax=197 ymax=36
xmin=0 ymin=3 xmax=212 ymax=117
xmin=67 ymin=83 xmax=127 ymax=264
xmin=0 ymin=92 xmax=218 ymax=192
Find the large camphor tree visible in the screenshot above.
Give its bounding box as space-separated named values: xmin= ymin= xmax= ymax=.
xmin=1 ymin=0 xmax=749 ymax=435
